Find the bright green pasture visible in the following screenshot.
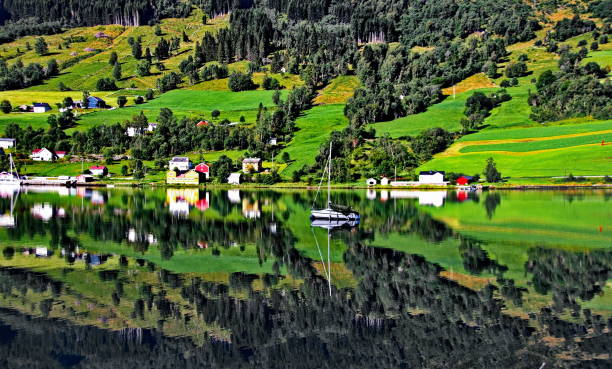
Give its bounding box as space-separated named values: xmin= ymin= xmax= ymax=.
xmin=460 ymin=132 xmax=612 ymax=153
xmin=71 ymin=89 xmax=286 ymax=130
xmin=281 ymin=104 xmax=348 ymax=175
xmin=460 ymin=120 xmax=612 ymax=142
xmin=420 ymin=143 xmax=612 ymax=177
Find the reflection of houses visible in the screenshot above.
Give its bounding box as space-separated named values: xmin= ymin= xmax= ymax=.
xmin=389 ymin=191 xmax=447 ymax=207
xmin=166 ymin=188 xmax=209 ymax=216
xmin=242 ymin=158 xmax=261 ymax=173
xmin=242 ymin=198 xmax=261 ymax=219
xmin=127 ymin=228 xmax=158 ymax=245
xmin=76 ymin=187 xmax=106 ymax=204
xmin=227 ymin=189 xmax=241 ymax=203
xmin=31 ymin=203 xmax=54 ymax=222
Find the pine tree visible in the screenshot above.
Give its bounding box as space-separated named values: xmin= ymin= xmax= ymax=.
xmin=112 ymin=62 xmax=122 ymax=80
xmin=34 ymin=37 xmax=48 ymax=56
xmin=484 ymin=157 xmax=502 ymax=182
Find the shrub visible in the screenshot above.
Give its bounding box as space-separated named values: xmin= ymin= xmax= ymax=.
xmin=228 ymin=72 xmax=255 ymax=92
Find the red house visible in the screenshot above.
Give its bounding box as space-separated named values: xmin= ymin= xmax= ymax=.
xmin=457 ymin=176 xmax=472 ymax=186
xmin=195 ymin=163 xmax=210 ymax=179
xmin=196 ymin=120 xmax=210 ymax=127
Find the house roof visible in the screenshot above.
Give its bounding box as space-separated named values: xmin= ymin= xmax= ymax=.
xmin=197 ymin=120 xmax=209 ymax=126
xmin=56 ymin=151 xmax=66 ymax=155
xmin=0 ymin=138 xmax=15 ymax=141
xmin=88 ymin=96 xmax=105 ymax=102
xmin=32 ymin=148 xmax=45 ymax=154
xmin=228 ymin=173 xmax=241 ymax=179
xmin=170 ymin=157 xmax=190 ymax=162
xmin=243 ymin=158 xmax=261 ymax=163
xmin=90 ymin=166 xmax=107 ymax=170
xmin=458 ymin=175 xmax=473 ymax=180
xmin=419 ymin=171 xmax=445 ymax=175
xmin=33 ymin=103 xmax=51 ymax=108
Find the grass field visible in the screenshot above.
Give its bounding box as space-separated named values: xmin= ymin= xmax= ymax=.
xmin=281 ymin=104 xmax=348 ymax=175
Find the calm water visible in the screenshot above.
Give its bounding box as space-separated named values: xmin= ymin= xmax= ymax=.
xmin=0 ymin=187 xmax=610 ymax=368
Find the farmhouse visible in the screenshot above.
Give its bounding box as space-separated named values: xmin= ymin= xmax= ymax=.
xmin=366 ymin=178 xmax=377 ymax=186
xmin=32 ymin=103 xmax=51 ymax=113
xmin=169 ymin=157 xmax=191 ymax=171
xmin=166 ymin=170 xmax=200 ymax=185
xmin=85 ymin=96 xmax=106 ymax=109
xmin=380 ymin=177 xmax=390 ymax=186
xmin=195 ymin=163 xmax=210 ymax=180
xmin=228 ymin=173 xmax=241 ymax=185
xmin=0 ymin=138 xmax=16 ymax=149
xmin=418 ymin=171 xmax=446 ymax=185
xmin=30 ymin=148 xmax=56 ymax=161
xmin=242 ymin=158 xmax=262 ymax=173
xmin=90 ymin=166 xmax=108 ymax=176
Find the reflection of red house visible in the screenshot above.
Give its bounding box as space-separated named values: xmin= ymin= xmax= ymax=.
xmin=195 ymin=163 xmax=210 ymax=179
xmin=195 ymin=192 xmax=210 ymax=211
xmin=457 ymin=191 xmax=468 ymax=202
xmin=457 ymin=176 xmax=470 ymax=186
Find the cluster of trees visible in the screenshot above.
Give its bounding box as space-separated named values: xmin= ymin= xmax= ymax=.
xmin=1 ymin=0 xmax=192 ymax=28
xmin=0 ymin=58 xmax=59 ymax=91
xmin=0 ymin=17 xmax=62 ymax=43
xmin=551 ymin=15 xmax=597 ymax=41
xmin=345 ymin=37 xmax=507 ymax=127
xmin=529 ymin=51 xmax=612 ymax=122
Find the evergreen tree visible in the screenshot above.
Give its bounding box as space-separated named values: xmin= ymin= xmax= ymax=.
xmin=112 ymin=62 xmax=122 ymax=80
xmin=34 ymin=37 xmax=48 ymax=55
xmin=484 ymin=157 xmax=502 ymax=182
xmin=109 ymin=51 xmax=118 ymax=65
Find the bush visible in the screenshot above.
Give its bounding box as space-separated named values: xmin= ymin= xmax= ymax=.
xmin=211 ymin=109 xmax=220 ymax=119
xmin=96 ymin=78 xmax=118 ymax=91
xmin=228 ymin=72 xmax=255 ymax=92
xmin=134 ymin=96 xmax=144 ymax=104
xmin=0 ymin=100 xmax=12 ymax=114
xmin=156 ymin=72 xmax=182 ymax=92
xmin=262 ymin=75 xmax=281 ymax=90
xmin=117 ymin=96 xmax=127 ymax=107
xmin=505 ymin=62 xmax=528 ymax=78
xmin=145 ymin=89 xmax=154 ymax=100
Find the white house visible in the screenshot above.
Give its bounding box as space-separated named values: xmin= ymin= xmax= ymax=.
xmin=418 ymin=171 xmax=446 ymax=184
xmin=56 ymin=151 xmax=66 ymax=159
xmin=169 ymin=157 xmax=191 ymax=171
xmin=366 ymin=178 xmax=377 ymax=186
xmin=90 ymin=166 xmax=107 ymax=176
xmin=31 ymin=148 xmax=56 ymax=161
xmin=228 ymin=172 xmax=241 ymax=185
xmin=380 ymin=177 xmax=390 ymax=186
xmin=33 ymin=103 xmax=52 ymax=113
xmin=0 ymin=138 xmax=16 ymax=149
xmin=268 ymin=138 xmax=278 ymax=146
xmin=147 ymin=122 xmax=158 ymax=132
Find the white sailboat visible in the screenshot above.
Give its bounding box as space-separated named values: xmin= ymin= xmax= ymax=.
xmin=0 ymin=154 xmax=22 ymax=187
xmin=310 ymin=142 xmax=360 ymax=221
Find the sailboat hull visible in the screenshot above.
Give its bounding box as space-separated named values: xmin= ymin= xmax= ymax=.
xmin=310 ymin=208 xmax=359 ymax=220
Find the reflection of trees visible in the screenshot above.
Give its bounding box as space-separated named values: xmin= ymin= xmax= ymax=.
xmin=459 ymin=237 xmax=507 ymax=276
xmin=526 ymin=248 xmax=612 ymax=312
xmin=483 ymin=192 xmax=501 ymax=219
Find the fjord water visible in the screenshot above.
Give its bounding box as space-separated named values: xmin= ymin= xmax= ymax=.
xmin=0 ymin=187 xmax=610 ymax=368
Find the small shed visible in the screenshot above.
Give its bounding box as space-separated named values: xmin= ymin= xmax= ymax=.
xmin=0 ymin=138 xmax=16 ymax=149
xmin=33 ymin=103 xmax=51 ymax=113
xmin=456 ymin=176 xmax=473 ymax=186
xmin=86 ymin=96 xmax=106 ymax=109
xmin=380 ymin=177 xmax=390 ymax=186
xmin=90 ymin=166 xmax=108 ymax=176
xmin=366 ymin=178 xmax=377 ymax=186
xmin=195 ymin=163 xmax=210 ymax=179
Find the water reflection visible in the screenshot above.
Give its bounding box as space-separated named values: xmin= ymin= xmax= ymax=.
xmin=0 ymin=188 xmax=609 ymax=368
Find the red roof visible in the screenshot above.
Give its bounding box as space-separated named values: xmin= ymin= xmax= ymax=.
xmin=56 ymin=151 xmax=66 ymax=155
xmin=32 ymin=149 xmax=43 ymax=154
xmin=90 ymin=166 xmax=107 ymax=170
xmin=196 ymin=120 xmax=209 ymax=127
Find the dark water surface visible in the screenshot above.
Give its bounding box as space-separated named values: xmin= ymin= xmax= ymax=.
xmin=0 ymin=187 xmax=610 ymax=368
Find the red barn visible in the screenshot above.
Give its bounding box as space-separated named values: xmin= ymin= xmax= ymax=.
xmin=195 ymin=163 xmax=210 ymax=179
xmin=457 ymin=176 xmax=471 ymax=186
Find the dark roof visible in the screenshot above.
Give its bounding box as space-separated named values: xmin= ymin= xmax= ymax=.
xmin=33 ymin=103 xmax=51 ymax=108
xmin=88 ymin=96 xmax=105 ymax=102
xmin=170 ymin=157 xmax=190 ymax=162
xmin=419 ymin=171 xmax=445 ymax=175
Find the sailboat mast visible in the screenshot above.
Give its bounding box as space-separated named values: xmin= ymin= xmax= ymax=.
xmin=327 ymin=141 xmax=331 ymax=206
